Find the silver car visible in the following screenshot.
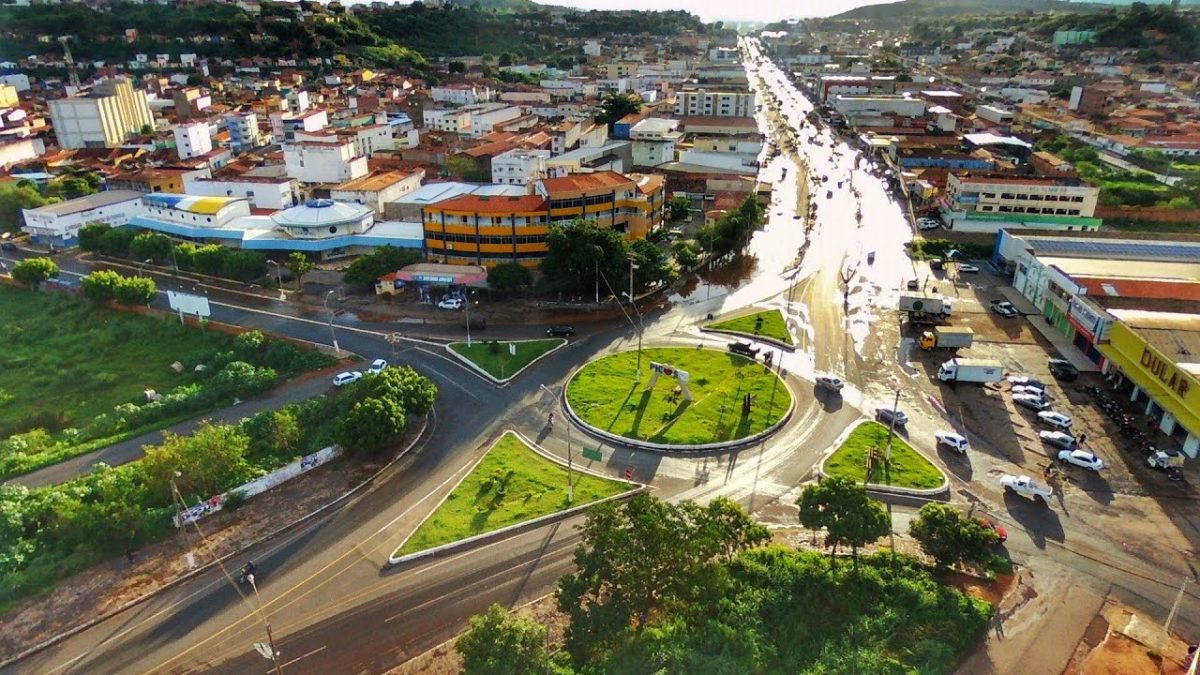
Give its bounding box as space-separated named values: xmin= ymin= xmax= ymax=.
xmin=1058 ymin=449 xmax=1104 ymax=471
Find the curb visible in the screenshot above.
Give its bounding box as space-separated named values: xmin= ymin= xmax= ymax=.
xmin=560 ymin=351 xmax=797 ymax=453
xmin=814 ymin=420 xmax=950 ymax=498
xmin=387 ymin=430 xmax=643 ymax=566
xmin=443 ymin=338 xmax=568 ymax=387
xmin=0 ymin=413 xmax=431 ymax=670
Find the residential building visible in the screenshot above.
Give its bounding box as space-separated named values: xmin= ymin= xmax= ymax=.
xmin=674 ymin=89 xmax=756 ymax=117
xmin=269 ymin=108 xmax=328 ymax=143
xmin=21 ymin=189 xmax=144 ymax=246
xmin=545 ymin=141 xmax=632 ymax=176
xmin=941 ymin=173 xmax=1101 ymax=233
xmin=284 ymin=136 xmax=368 ymax=184
xmin=464 ymin=103 xmax=523 ymax=139
xmin=183 ymin=173 xmax=300 ymax=210
xmin=629 ymin=117 xmax=681 ymax=167
xmin=831 ymin=95 xmax=926 ymax=127
xmin=173 ymin=121 xmax=212 ymax=159
xmin=431 ymin=85 xmax=492 ymax=105
xmin=330 ymin=169 xmax=425 ymax=215
xmin=491 ymin=148 xmax=552 ymax=186
xmin=225 ymin=111 xmax=265 ymax=152
xmin=48 ymin=77 xmax=154 ymax=148
xmin=0 ymin=137 xmax=44 ymax=169
xmin=0 ymin=84 xmax=18 ymax=108
xmin=345 ymin=124 xmax=393 ymax=158
xmin=422 ymin=107 xmax=473 ymax=134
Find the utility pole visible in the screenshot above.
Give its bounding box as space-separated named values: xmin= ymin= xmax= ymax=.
xmin=324 ymin=290 xmax=340 ymax=356
xmin=248 ymin=576 xmax=284 ymax=675
xmin=58 ymin=36 xmax=81 ymax=90
xmin=1165 ymin=576 xmax=1191 ymax=638
xmin=169 ymin=473 xmax=196 ymax=570
xmin=885 ymin=379 xmax=902 ymax=461
xmin=540 ymin=384 xmax=573 ymax=504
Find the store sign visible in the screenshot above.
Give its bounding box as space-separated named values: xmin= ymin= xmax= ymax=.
xmin=1140 ymin=347 xmax=1191 ymax=398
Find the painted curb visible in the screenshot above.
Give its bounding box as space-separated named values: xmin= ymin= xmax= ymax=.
xmin=0 ymin=413 xmax=431 ymax=670
xmin=387 ymin=430 xmax=643 ymax=566
xmin=814 ymin=419 xmax=950 ymax=498
xmin=443 ymin=338 xmax=568 ymax=387
xmin=561 ymin=350 xmax=797 ymax=453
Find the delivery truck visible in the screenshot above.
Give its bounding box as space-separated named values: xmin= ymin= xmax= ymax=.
xmin=936 ymin=358 xmax=1003 ymax=384
xmin=919 ymin=326 xmax=975 ymax=351
xmin=898 ymin=293 xmax=953 ymax=324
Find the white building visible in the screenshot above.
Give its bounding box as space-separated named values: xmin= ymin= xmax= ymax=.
xmin=831 ymin=95 xmax=926 ymax=126
xmin=345 ymin=124 xmax=393 ymax=158
xmin=269 ymin=108 xmax=328 ymax=143
xmin=464 ymin=103 xmax=523 ymax=138
xmin=583 ymin=40 xmax=602 ymax=57
xmin=674 ymin=89 xmax=756 ymax=117
xmin=330 ymin=169 xmax=425 ymax=215
xmin=225 ymin=111 xmax=265 ymax=151
xmin=491 ymin=149 xmax=552 ymax=186
xmin=284 ymin=137 xmax=368 ymax=184
xmin=173 ymin=121 xmax=212 ymax=159
xmin=422 ymin=107 xmax=473 ymax=134
xmin=183 ymin=173 xmax=299 ymax=210
xmin=21 ymin=190 xmax=144 ymax=246
xmin=0 ymin=137 xmax=44 ymax=169
xmin=976 ymin=105 xmax=1015 ymax=126
xmin=48 ymin=78 xmax=154 ymax=149
xmin=629 ymin=118 xmax=681 ymax=167
xmin=940 ymin=174 xmax=1101 ymax=233
xmin=0 ymin=74 xmax=31 ymax=92
xmin=431 ymin=85 xmax=492 ymax=105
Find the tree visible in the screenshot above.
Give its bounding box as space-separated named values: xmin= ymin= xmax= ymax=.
xmin=113 ymin=275 xmax=156 ymax=305
xmin=629 ymin=237 xmax=674 ymax=292
xmin=99 ymin=227 xmax=136 ymax=258
xmin=285 ymin=251 xmax=314 ymax=290
xmin=365 ymin=364 xmax=437 ymax=415
xmin=457 ymin=604 xmax=551 ymax=675
xmin=673 ymin=241 xmax=698 ymax=269
xmin=596 ymin=92 xmax=642 ymax=129
xmin=667 ymin=196 xmax=692 ymax=222
xmin=0 ymin=182 xmax=54 ymax=233
xmin=486 ymin=261 xmax=533 ymax=294
xmin=448 ymin=60 xmax=466 ymax=73
xmin=343 ymin=245 xmax=422 ymax=290
xmin=539 ymin=219 xmax=630 ymax=295
xmin=11 ymin=257 xmax=58 ymax=288
xmin=77 ymin=222 xmax=111 ymax=253
xmin=908 ymin=503 xmax=997 ymax=570
xmin=335 ymin=396 xmax=407 ymax=454
xmin=221 ymin=249 xmax=267 ymax=282
xmin=193 ymin=244 xmax=230 ymax=276
xmin=443 ymin=154 xmax=478 ymax=179
xmin=81 ymin=269 xmax=123 ymax=303
xmin=129 ymin=232 xmax=173 ymax=265
xmin=497 ymin=52 xmax=515 ymax=67
xmin=141 ymin=422 xmax=254 ymax=504
xmin=796 ymin=476 xmax=891 ymax=563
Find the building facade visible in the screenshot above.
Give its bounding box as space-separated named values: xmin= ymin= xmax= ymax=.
xmin=49 ymin=78 xmax=154 ymax=149
xmin=283 ymin=137 xmax=368 ymax=184
xmin=225 ymin=111 xmax=265 ymax=152
xmin=674 ymin=89 xmax=756 ymax=117
xmin=21 ymin=190 xmax=144 ymax=246
xmin=491 ymin=149 xmax=552 ymax=186
xmin=941 ymin=173 xmax=1101 ymax=233
xmin=173 ymin=121 xmax=212 ymax=159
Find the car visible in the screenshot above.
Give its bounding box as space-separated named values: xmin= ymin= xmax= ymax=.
xmin=1013 ymin=394 xmax=1049 ymax=411
xmin=1039 ymin=430 xmax=1078 ymax=450
xmin=875 ymin=407 xmax=909 ymax=426
xmin=1037 ymin=410 xmax=1074 ymax=430
xmin=437 ymin=298 xmax=464 ymax=310
xmin=977 ymin=517 xmax=1008 ymax=543
xmin=930 ymin=259 xmax=945 ymax=270
xmin=1048 ymin=358 xmax=1079 ymax=381
xmin=546 ymin=325 xmax=576 ymax=337
xmin=957 ymin=264 xmax=980 ymax=273
xmin=999 ymin=474 xmax=1052 ymax=502
xmin=0 ymin=242 xmax=16 ymax=252
xmin=935 ymin=430 xmax=969 ymax=453
xmin=990 ymin=301 xmax=1018 ymax=317
xmin=1058 ymin=448 xmax=1105 ymax=471
xmin=332 ymin=371 xmax=363 ymax=387
xmin=918 ymin=219 xmax=940 ymax=231
xmin=1148 ymin=449 xmax=1182 ymax=470
xmin=1007 ymin=375 xmax=1045 ymax=389
xmin=815 ymin=375 xmax=845 ymax=392
xmin=906 ymin=279 xmax=919 ymax=290
xmin=728 ymin=341 xmax=759 ymax=358
xmin=367 ymin=358 xmax=387 ymax=375
xmin=1011 ymin=385 xmax=1047 ymax=399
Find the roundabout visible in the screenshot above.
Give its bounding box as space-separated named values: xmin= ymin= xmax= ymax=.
xmin=564 ymin=346 xmax=794 ymax=451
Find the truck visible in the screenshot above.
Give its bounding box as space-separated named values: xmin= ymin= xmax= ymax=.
xmin=936 ymin=358 xmax=1003 ymax=384
xmin=999 ymin=474 xmax=1053 ymax=503
xmin=919 ymin=326 xmax=975 ymax=351
xmin=898 ymin=293 xmax=953 ymax=324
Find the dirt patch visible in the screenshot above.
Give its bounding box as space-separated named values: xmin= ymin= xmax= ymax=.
xmin=942 ymin=570 xmax=1016 ymax=606
xmin=1074 ymin=632 xmax=1187 ymax=675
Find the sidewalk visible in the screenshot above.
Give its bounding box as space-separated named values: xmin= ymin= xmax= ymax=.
xmin=4 ymin=367 xmax=342 ymax=489
xmin=994 ymin=287 xmax=1099 ymax=373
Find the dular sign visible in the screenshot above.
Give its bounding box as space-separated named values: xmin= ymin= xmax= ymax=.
xmin=1140 ymin=347 xmax=1191 ymax=399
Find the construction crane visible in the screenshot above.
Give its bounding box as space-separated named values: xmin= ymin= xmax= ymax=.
xmin=58 ymin=36 xmax=81 ymax=90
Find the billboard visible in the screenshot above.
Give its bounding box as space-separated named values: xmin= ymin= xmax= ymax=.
xmin=167 ymin=290 xmax=211 ymax=318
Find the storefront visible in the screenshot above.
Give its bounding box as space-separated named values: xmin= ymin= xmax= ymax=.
xmin=1098 ymin=314 xmax=1200 ymax=458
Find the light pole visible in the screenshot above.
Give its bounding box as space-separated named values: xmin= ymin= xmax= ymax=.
xmin=169 ymin=472 xmax=196 ymax=570
xmin=266 ymin=260 xmax=284 ymax=300
xmin=138 ymin=258 xmax=152 ymax=277
xmin=540 ymin=383 xmax=573 ymax=505
xmin=885 ymin=377 xmax=902 ymax=461
xmin=323 ymin=289 xmax=340 ymax=356
xmin=464 ymin=289 xmax=476 ymax=347
xmin=247 ymin=575 xmax=284 ymax=675
xmin=627 ymin=259 xmax=642 ymax=380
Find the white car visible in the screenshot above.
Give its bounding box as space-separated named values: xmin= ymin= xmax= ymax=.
xmin=918 ymin=218 xmax=940 ymax=231
xmin=1039 ymin=430 xmax=1077 ymax=451
xmin=958 ymin=264 xmax=980 ymax=273
xmin=367 ymin=358 xmax=388 ymax=375
xmin=1012 ymin=394 xmax=1049 ymax=411
xmin=815 ymin=375 xmax=845 ymax=392
xmin=1058 ymin=449 xmax=1105 ymax=471
xmin=1037 ymin=411 xmax=1073 ymax=430
xmin=1000 ymin=474 xmax=1053 ymax=502
xmin=1007 ymin=375 xmax=1045 ymax=389
xmin=990 ymin=301 xmax=1018 ymax=317
xmin=935 ymin=431 xmax=969 ymax=453
xmin=332 ymin=371 xmax=363 ymax=387
xmin=437 ymin=298 xmax=464 ymax=310
xmin=1011 ymin=385 xmax=1047 ymax=399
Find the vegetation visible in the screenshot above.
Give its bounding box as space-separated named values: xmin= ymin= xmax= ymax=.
xmin=696 ymin=195 xmax=765 ymax=258
xmin=10 ymin=257 xmax=58 ymax=289
xmin=566 ymin=347 xmax=791 ymax=446
xmin=908 ymin=238 xmax=994 ymax=261
xmin=540 ymin=219 xmax=675 ymax=296
xmin=449 ymin=339 xmax=563 ymax=380
xmin=823 ymin=422 xmax=946 ymax=490
xmin=0 ymin=365 xmax=435 ymax=610
xmin=667 ymin=196 xmax=693 ymax=223
xmin=0 ymin=182 xmax=57 ymax=233
xmin=797 ymin=476 xmax=892 ymax=562
xmin=909 ymin=502 xmax=1000 ymax=570
xmin=707 ymin=308 xmax=793 ymax=345
xmin=285 ymin=252 xmax=314 ymax=291
xmin=596 ymin=92 xmax=642 ymax=129
xmin=458 ymin=604 xmax=554 ymax=675
xmin=1037 ymin=136 xmax=1198 ymax=208
xmin=395 ymin=432 xmax=627 ymax=556
xmin=342 ymin=245 xmax=422 ymax=291
xmin=79 ymin=223 xmax=269 ymax=283
xmin=460 ymin=493 xmax=991 ymax=673
xmin=333 ymin=365 xmax=436 ymax=455
xmin=486 ymin=262 xmax=534 ymax=294
xmin=81 ymin=269 xmax=156 ymax=305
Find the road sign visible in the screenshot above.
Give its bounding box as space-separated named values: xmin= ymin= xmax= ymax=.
xmin=509 ymin=343 xmax=516 ymax=356
xmin=582 ymin=447 xmax=603 ymax=462
xmin=624 ymin=467 xmax=634 ymax=480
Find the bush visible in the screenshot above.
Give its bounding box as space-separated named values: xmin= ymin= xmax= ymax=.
xmin=222 ymin=250 xmax=267 ymax=283
xmin=112 ymin=275 xmax=156 ymax=305
xmin=99 ymin=227 xmax=136 ymax=257
xmin=11 ymin=257 xmax=58 ymax=288
xmin=81 ymin=269 xmax=123 ymax=303
xmin=129 ymin=232 xmax=173 ymax=265
xmin=343 ymin=246 xmax=422 ymax=290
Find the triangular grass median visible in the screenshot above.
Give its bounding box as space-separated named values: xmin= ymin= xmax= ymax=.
xmin=823 ymin=421 xmax=945 ymax=490
xmin=708 ymin=308 xmax=793 ymax=345
xmin=449 ymin=338 xmax=564 ymax=380
xmin=394 ymin=432 xmax=629 ymax=557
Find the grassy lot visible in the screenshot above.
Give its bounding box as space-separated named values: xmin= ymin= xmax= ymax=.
xmin=0 ymin=286 xmax=234 ymax=438
xmin=708 ymin=309 xmax=793 ymax=345
xmin=395 ymin=432 xmax=627 ymax=556
xmin=448 ymin=338 xmax=563 ymax=380
xmin=824 ymin=421 xmax=945 ymax=489
xmin=567 ymin=347 xmax=791 ymax=445
xmin=1105 ymin=218 xmax=1200 ymax=234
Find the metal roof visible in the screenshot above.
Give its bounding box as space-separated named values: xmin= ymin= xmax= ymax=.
xmin=1024 ymin=236 xmax=1200 ymax=264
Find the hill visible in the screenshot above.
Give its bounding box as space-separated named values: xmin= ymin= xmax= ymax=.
xmin=833 ymin=0 xmax=1095 ymax=21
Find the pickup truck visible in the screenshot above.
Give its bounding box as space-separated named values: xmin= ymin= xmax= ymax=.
xmin=727 ymin=341 xmax=759 ymax=359
xmin=999 ymin=474 xmax=1052 ymax=503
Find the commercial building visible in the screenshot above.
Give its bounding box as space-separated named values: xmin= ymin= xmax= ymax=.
xmin=49 ymin=78 xmax=154 ymax=149
xmin=431 ymin=85 xmax=492 ymax=105
xmin=674 ymin=89 xmax=756 ymax=118
xmin=183 ymin=173 xmax=300 ymax=210
xmin=941 ymin=173 xmax=1101 ymax=233
xmin=330 ymin=169 xmax=424 ymax=215
xmin=21 ymin=190 xmax=144 ymax=246
xmin=629 ymin=118 xmax=681 ymax=168
xmin=831 ymin=95 xmax=927 ymax=127
xmin=422 ymin=108 xmax=473 ymax=134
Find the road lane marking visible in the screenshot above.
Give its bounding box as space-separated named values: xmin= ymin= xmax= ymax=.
xmin=272 ymin=645 xmax=326 ymax=672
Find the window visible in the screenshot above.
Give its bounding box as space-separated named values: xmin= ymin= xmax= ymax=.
xmin=998 ymin=206 xmax=1012 ymax=212
xmin=1045 ymin=195 xmax=1058 ymax=201
xmin=1000 ymin=193 xmax=1014 ymax=200
xmin=1028 ymin=194 xmax=1043 ymax=201
xmin=1068 ymin=209 xmax=1080 ymax=216
xmin=1071 ymin=196 xmax=1085 ymax=203
xmin=982 ymin=192 xmax=996 ymax=199
xmin=980 ymin=205 xmax=994 ymax=211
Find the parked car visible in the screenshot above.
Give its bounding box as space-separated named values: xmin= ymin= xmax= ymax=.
xmin=906 ymin=279 xmax=919 ymax=290
xmin=1048 ymin=358 xmax=1079 ymax=382
xmin=935 ymin=430 xmax=970 ymax=453
xmin=728 ymin=341 xmax=759 ymax=358
xmin=875 ymin=407 xmax=909 ymax=426
xmin=999 ymin=474 xmax=1052 ymax=502
xmin=1058 ymin=449 xmax=1105 ymax=471
xmin=977 ymin=518 xmax=1008 ymax=543
xmin=1012 ymin=385 xmax=1047 ymax=399
xmin=367 ymin=359 xmax=388 ymax=375
xmin=0 ymin=242 xmax=16 ymax=252
xmin=918 ymin=218 xmax=940 ymax=231
xmin=930 ymin=259 xmax=945 ymax=271
xmin=1039 ymin=430 xmax=1078 ymax=451
xmin=437 ymin=298 xmax=464 ymax=310
xmin=332 ymin=371 xmax=363 ymax=387
xmin=1037 ymin=411 xmax=1074 ymax=430
xmin=958 ymin=263 xmax=980 ymax=274
xmin=546 ymin=325 xmax=576 ymax=337
xmin=990 ymin=300 xmax=1018 ymax=317
xmin=1013 ymin=394 xmax=1049 ymax=412
xmin=815 ymin=375 xmax=845 ymax=392
xmin=1007 ymin=375 xmax=1045 ymax=389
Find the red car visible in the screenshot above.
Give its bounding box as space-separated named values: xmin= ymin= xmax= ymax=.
xmin=978 ymin=518 xmax=1008 ymax=543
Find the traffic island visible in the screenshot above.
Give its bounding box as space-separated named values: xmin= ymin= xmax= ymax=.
xmin=565 ymin=347 xmax=793 ymax=451
xmin=390 ymin=432 xmax=635 ymax=562
xmin=447 ymin=338 xmax=566 ymax=384
xmin=820 ymin=421 xmax=948 ymax=494
xmin=704 ymin=308 xmax=795 ymax=349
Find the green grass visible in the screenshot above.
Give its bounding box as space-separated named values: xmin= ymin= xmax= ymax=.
xmin=824 ymin=421 xmax=945 ymax=490
xmin=1105 ymin=218 xmax=1199 ymax=234
xmin=567 ymin=347 xmax=791 ymax=445
xmin=708 ymin=309 xmax=793 ymax=345
xmin=0 ymin=286 xmax=235 ymax=438
xmin=396 ymin=432 xmax=628 ymax=556
xmin=449 ymin=339 xmax=564 ymax=380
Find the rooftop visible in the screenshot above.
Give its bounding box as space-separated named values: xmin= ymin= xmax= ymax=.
xmin=427 ymin=194 xmax=548 ymax=214
xmin=143 ymin=193 xmax=242 ymax=215
xmin=539 ymin=170 xmax=635 ymax=193
xmin=25 ymin=190 xmax=143 ymax=217
xmin=1107 ymin=310 xmax=1200 ymax=374
xmin=333 ymin=170 xmax=418 ymax=192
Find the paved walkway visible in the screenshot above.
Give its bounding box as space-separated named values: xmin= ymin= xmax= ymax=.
xmin=994 ymin=287 xmax=1100 ymax=373
xmin=5 ymin=368 xmax=341 ymax=489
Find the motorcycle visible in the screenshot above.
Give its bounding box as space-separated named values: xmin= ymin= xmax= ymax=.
xmin=238 ymin=561 xmax=257 ymax=585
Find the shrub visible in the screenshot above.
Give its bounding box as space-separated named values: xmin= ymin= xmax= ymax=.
xmin=112 ymin=276 xmax=156 ymax=305
xmin=11 ymin=257 xmax=58 ymax=288
xmin=81 ymin=270 xmax=123 ymax=303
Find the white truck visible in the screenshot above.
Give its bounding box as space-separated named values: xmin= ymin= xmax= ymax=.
xmin=919 ymin=326 xmax=975 ymax=351
xmin=899 ymin=293 xmax=953 ymax=324
xmin=937 ymin=358 xmax=1003 ymax=384
xmin=999 ymin=474 xmax=1053 ymax=503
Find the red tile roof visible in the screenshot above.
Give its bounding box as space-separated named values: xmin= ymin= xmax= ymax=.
xmin=1076 ymin=276 xmax=1200 ymax=302
xmin=430 ymin=194 xmax=548 ymax=214
xmin=539 ymin=170 xmax=634 ymax=193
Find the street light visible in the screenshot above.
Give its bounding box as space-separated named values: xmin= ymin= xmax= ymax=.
xmin=625 ymin=259 xmax=643 ymax=380
xmin=885 ymin=377 xmax=902 ymax=462
xmin=464 ymin=289 xmax=476 ymax=348
xmin=138 ymin=258 xmax=152 ymax=277
xmin=169 ymin=472 xmax=196 ymax=571
xmin=266 ymin=260 xmax=285 ymax=300
xmin=247 ymin=575 xmax=284 ymax=675
xmin=323 ymin=289 xmax=340 ymax=356
xmin=539 ymin=383 xmax=573 ymax=505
